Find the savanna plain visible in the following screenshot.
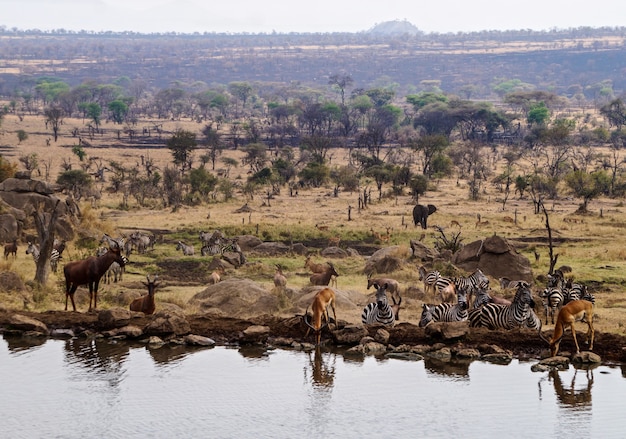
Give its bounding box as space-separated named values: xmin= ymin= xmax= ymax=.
xmin=1 ymin=113 xmax=626 ymax=360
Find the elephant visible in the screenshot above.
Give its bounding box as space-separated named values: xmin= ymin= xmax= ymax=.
xmin=413 ymin=204 xmax=437 ymax=229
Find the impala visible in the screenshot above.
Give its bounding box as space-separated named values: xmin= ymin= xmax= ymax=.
xmin=541 ymin=299 xmax=594 ymax=357
xmin=303 ymin=287 xmax=337 ymax=345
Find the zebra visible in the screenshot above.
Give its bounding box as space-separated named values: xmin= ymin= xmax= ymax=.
xmin=468 ymin=283 xmax=536 ymax=329
xmin=454 ymin=269 xmax=490 ymax=305
xmin=25 ymin=241 xmax=61 ymax=272
xmin=418 ymin=285 xmax=469 ymax=327
xmin=524 ymin=308 xmax=542 ymax=331
xmin=361 ymin=283 xmax=401 ymax=326
xmin=563 ymin=282 xmax=595 ymax=305
xmin=176 ymin=241 xmax=195 ymax=256
xmin=96 ymin=247 xmax=129 ymax=283
xmin=541 ymin=287 xmax=564 ymax=324
xmin=471 ymin=284 xmax=494 ymax=309
xmin=418 ymin=266 xmax=440 ymax=296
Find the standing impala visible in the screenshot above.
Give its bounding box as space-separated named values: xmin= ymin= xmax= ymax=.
xmin=303 ymin=287 xmax=337 ymax=345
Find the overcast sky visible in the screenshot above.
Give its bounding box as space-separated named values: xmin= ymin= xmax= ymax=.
xmin=2 ymin=0 xmax=625 ymax=34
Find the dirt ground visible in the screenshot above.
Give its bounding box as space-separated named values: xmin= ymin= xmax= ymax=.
xmin=2 ymin=308 xmax=625 ymax=364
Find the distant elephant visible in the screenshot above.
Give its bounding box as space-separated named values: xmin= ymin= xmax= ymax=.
xmin=413 ymin=204 xmax=437 ymax=229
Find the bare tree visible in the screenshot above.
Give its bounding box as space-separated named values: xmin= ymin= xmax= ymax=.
xmin=31 ymin=199 xmax=61 ymax=284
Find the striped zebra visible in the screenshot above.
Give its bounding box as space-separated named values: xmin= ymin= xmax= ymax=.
xmin=176 ymin=241 xmax=195 ymax=256
xmin=361 ymin=283 xmax=402 ymax=326
xmin=468 ymin=283 xmax=536 ymax=329
xmin=25 ymin=241 xmax=61 ymax=272
xmin=454 ymin=269 xmax=490 ymax=305
xmin=418 ymin=286 xmax=469 ymax=327
xmin=96 ymin=247 xmax=129 ymax=283
xmin=471 ymin=285 xmax=493 ymax=309
xmin=541 ymin=287 xmax=564 ymax=324
xmin=524 ymin=308 xmax=542 ymax=331
xmin=418 ymin=266 xmax=440 ymax=296
xmin=563 ymin=282 xmax=595 ymax=305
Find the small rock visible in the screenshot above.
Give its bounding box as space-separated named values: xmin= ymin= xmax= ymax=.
xmin=9 ymin=314 xmax=48 ymax=334
xmin=184 ymin=334 xmax=216 ymax=347
xmin=385 ymin=352 xmax=424 ymax=361
xmin=147 ymin=336 xmax=165 ymax=346
xmin=455 ymin=348 xmax=481 ymax=359
xmin=571 ymin=351 xmax=601 ymax=364
xmin=427 ymin=347 xmax=452 ymax=361
xmin=374 ymin=328 xmax=390 ymax=344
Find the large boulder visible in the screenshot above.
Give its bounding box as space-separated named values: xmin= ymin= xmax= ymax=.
xmin=453 ymin=235 xmax=533 ymax=283
xmin=364 ymin=245 xmax=411 ymax=275
xmin=0 ymin=178 xmax=77 ymax=241
xmin=188 ymin=278 xmax=279 ymax=318
xmin=0 ymin=214 xmax=19 ymax=242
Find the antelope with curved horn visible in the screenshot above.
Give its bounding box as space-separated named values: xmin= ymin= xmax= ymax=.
xmin=130 ymin=275 xmax=159 ymax=315
xmin=303 ymin=287 xmax=337 ymax=345
xmin=63 ymin=240 xmax=126 ymax=312
xmin=540 ymin=299 xmax=594 ymax=357
xmin=310 ymin=262 xmax=339 ymax=286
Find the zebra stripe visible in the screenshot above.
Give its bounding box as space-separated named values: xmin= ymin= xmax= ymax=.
xmin=524 ymin=308 xmax=542 ymax=331
xmin=468 ymin=283 xmax=536 ymax=329
xmin=541 ymin=287 xmax=564 ymax=324
xmin=563 ymin=283 xmax=595 ymax=305
xmin=454 ymin=269 xmax=490 ymax=293
xmin=419 ymin=286 xmax=469 ymax=327
xmin=472 ymin=286 xmax=493 ymax=309
xmin=26 ymin=242 xmax=61 ymax=272
xmin=361 ymin=284 xmax=397 ymax=326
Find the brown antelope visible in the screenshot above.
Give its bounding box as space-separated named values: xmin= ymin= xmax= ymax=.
xmin=208 ymin=266 xmax=225 ymax=285
xmin=542 ymin=299 xmax=595 ymax=357
xmin=129 ymin=275 xmax=159 ymax=315
xmin=450 ymin=220 xmax=461 ymax=228
xmin=304 ymin=255 xmax=328 ymax=274
xmin=369 ymin=228 xmax=384 ymax=241
xmin=274 ymin=265 xmax=287 ymax=289
xmin=310 ymin=262 xmax=339 ymax=286
xmin=63 ymin=242 xmax=126 ymax=312
xmin=315 ymin=223 xmax=329 ymax=232
xmin=367 ymin=276 xmax=400 ymax=299
xmin=303 ymin=287 xmax=337 ymax=345
xmin=328 ymin=236 xmax=341 ymax=247
xmin=4 ymin=239 xmax=17 ymax=260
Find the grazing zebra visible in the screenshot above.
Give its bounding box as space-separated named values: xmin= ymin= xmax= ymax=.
xmin=468 ymin=283 xmax=536 ymax=329
xmin=176 ymin=241 xmax=195 ymax=256
xmin=418 ymin=286 xmax=469 ymax=327
xmin=25 ymin=242 xmax=61 ymax=272
xmin=563 ymin=283 xmax=595 ymax=305
xmin=361 ymin=283 xmax=402 ymax=326
xmin=418 ymin=266 xmax=440 ymax=296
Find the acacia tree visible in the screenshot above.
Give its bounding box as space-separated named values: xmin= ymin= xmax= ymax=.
xmin=328 ymin=73 xmax=353 ymax=106
xmin=201 ymin=124 xmax=223 ymax=170
xmin=564 ymin=170 xmax=610 ymax=212
xmin=168 ymin=129 xmax=197 ymax=173
xmin=44 ymin=106 xmax=64 ymax=142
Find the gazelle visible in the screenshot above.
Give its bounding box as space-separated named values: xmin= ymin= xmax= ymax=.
xmin=303 ymin=287 xmax=337 ymax=345
xmin=541 ymin=299 xmax=595 ymax=357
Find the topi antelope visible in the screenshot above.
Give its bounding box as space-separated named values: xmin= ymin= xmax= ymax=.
xmin=129 ymin=275 xmax=159 ymax=315
xmin=310 ymin=262 xmax=339 ymax=286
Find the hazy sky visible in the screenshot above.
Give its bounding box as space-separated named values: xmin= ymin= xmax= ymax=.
xmin=2 ymin=0 xmax=625 ymax=34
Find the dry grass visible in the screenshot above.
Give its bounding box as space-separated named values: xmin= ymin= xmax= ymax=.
xmin=1 ymin=113 xmax=626 ymax=335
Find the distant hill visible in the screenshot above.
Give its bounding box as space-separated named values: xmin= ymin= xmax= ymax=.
xmin=367 ymin=20 xmax=423 ymax=35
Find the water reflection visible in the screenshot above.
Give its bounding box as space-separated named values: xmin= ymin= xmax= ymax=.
xmin=238 ymin=345 xmax=271 ymax=361
xmin=3 ymin=333 xmax=47 ymax=353
xmin=305 ymin=346 xmax=336 ymax=389
xmin=550 ymin=366 xmax=595 ymax=409
xmin=424 ymin=357 xmax=471 ymax=379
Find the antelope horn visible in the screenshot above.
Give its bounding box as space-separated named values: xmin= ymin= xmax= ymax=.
xmin=302 ymin=305 xmax=316 ymax=331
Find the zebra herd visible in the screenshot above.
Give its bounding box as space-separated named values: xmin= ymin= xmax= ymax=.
xmin=357 ymin=265 xmax=593 ymax=338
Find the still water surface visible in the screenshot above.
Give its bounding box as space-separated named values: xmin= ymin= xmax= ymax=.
xmin=1 ymin=335 xmax=625 ymax=439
